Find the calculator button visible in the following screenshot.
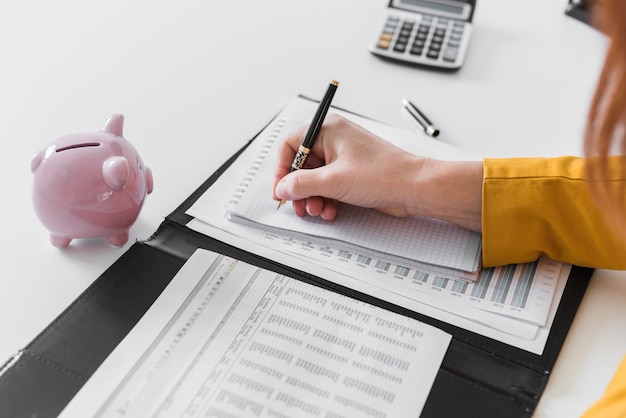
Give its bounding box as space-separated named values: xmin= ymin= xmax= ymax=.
xmin=384 ymin=23 xmax=398 ymax=31
xmin=443 ymin=47 xmax=459 ymax=62
xmin=384 ymin=24 xmax=396 ymax=32
xmin=394 ymin=42 xmax=408 ymax=53
xmin=377 ymin=40 xmax=391 ymax=49
xmin=429 ymin=43 xmax=442 ymax=52
xmin=410 ymin=47 xmax=424 ymax=56
xmin=397 ymin=34 xmax=410 ymax=43
xmin=377 ymin=34 xmax=393 ymax=49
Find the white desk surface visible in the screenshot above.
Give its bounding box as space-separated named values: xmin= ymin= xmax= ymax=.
xmin=1 ymin=1 xmax=625 ymax=417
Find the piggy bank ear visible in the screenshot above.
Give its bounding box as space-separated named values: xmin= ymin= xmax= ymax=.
xmin=103 ymin=156 xmax=129 ymax=191
xmin=103 ymin=114 xmax=124 ymax=137
xmin=30 ymin=151 xmax=44 ymax=172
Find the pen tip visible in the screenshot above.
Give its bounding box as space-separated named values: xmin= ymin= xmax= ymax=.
xmin=277 ymin=199 xmax=286 ymax=210
xmin=330 ymin=79 xmax=340 ymax=86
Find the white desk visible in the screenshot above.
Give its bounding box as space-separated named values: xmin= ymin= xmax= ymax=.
xmin=1 ymin=1 xmax=624 ymax=416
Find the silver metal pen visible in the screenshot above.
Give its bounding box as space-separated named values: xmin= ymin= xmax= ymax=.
xmin=402 ymin=98 xmax=440 ymax=138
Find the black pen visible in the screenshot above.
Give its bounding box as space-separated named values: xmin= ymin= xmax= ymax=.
xmin=402 ymin=98 xmax=440 ymax=138
xmin=278 ymin=79 xmax=340 ymax=209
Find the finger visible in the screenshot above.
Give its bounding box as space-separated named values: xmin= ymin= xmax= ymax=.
xmin=274 ymin=165 xmax=334 ymax=202
xmin=277 ymin=125 xmax=314 ymax=169
xmin=273 ymin=125 xmax=309 ymax=199
xmin=320 ymin=200 xmax=338 ymax=221
xmin=297 ymin=197 xmax=338 ymax=220
xmin=292 ymin=199 xmax=307 ymax=217
xmin=305 ymin=196 xmax=325 ymax=217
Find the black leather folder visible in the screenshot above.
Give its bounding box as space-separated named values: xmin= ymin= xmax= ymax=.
xmin=0 ymin=97 xmax=593 ymax=417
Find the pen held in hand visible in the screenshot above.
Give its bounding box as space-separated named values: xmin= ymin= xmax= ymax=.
xmin=277 ymin=79 xmax=340 ymax=209
xmin=402 ymin=98 xmax=440 ymax=138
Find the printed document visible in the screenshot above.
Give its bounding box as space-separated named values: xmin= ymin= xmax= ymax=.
xmin=60 ymin=249 xmax=451 ymax=418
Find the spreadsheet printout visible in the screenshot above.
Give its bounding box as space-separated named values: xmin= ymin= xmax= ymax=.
xmin=60 ymin=250 xmax=451 ymax=418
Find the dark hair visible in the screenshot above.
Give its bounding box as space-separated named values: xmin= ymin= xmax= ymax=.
xmin=584 ymin=0 xmax=626 ymax=228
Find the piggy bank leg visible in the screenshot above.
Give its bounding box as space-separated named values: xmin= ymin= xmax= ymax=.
xmin=107 ymin=232 xmax=129 ymax=247
xmin=50 ymin=235 xmax=72 ymax=248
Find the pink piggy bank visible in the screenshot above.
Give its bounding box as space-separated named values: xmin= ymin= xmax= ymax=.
xmin=30 ymin=114 xmax=153 ymax=248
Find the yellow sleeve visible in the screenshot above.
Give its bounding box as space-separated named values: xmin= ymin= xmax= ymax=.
xmin=582 ymin=354 xmax=626 ymax=418
xmin=482 ymin=156 xmax=626 ymax=269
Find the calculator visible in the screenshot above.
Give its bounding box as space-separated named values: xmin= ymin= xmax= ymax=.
xmin=368 ymin=0 xmax=476 ymax=70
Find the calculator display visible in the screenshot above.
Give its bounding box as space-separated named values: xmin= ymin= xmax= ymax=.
xmin=398 ymin=0 xmax=464 ymax=15
xmin=390 ymin=0 xmax=471 ymax=20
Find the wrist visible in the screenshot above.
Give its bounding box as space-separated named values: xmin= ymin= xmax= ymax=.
xmin=409 ymin=159 xmax=483 ymax=232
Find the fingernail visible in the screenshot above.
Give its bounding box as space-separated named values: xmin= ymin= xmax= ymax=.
xmin=275 ymin=180 xmax=288 ymax=199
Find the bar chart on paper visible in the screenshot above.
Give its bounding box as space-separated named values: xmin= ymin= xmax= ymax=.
xmin=265 ymin=231 xmax=560 ymax=327
xmin=410 ymin=259 xmax=559 ymax=322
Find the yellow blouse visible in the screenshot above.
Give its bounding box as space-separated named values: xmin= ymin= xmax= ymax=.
xmin=482 ymin=156 xmax=626 ymax=269
xmin=482 ymin=156 xmax=626 ymax=416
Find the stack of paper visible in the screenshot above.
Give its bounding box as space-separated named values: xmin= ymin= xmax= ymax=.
xmin=186 ymin=96 xmax=569 ymax=355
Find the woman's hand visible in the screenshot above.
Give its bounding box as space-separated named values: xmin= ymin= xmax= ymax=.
xmin=273 ymin=114 xmax=483 ymax=232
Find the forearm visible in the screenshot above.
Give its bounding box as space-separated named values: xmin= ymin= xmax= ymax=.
xmin=410 ymin=159 xmax=483 ymax=232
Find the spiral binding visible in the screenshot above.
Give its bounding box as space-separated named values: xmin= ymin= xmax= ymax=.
xmin=227 ymin=117 xmax=288 ymax=207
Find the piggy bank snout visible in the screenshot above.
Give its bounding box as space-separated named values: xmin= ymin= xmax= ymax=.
xmin=103 ymin=156 xmax=129 ymax=191
xmin=145 ymin=166 xmax=154 ymax=194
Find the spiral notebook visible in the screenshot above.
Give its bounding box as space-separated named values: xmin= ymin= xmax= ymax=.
xmin=222 ymin=97 xmax=482 ymax=273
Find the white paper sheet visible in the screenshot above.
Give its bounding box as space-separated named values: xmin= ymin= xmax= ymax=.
xmin=60 ymin=249 xmax=451 ymax=418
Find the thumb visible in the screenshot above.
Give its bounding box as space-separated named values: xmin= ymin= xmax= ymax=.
xmin=274 ymin=168 xmax=329 ymax=201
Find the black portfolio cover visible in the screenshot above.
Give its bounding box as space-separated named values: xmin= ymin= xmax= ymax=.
xmin=0 ymin=98 xmax=593 ymax=417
